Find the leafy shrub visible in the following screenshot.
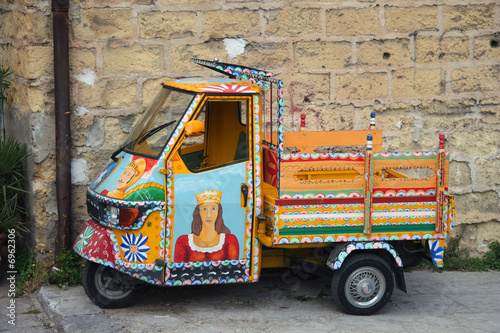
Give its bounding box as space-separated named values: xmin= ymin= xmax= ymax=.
xmin=49 ymin=248 xmax=85 ymax=288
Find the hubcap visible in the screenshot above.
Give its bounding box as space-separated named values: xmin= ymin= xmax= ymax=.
xmin=345 ymin=266 xmax=386 ymax=308
xmin=95 ymin=265 xmax=135 ymax=300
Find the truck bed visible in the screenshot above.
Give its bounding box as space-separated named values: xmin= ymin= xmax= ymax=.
xmin=259 ymin=131 xmax=452 ymax=247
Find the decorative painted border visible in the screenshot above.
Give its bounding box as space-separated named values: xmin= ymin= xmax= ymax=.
xmin=251 ymin=93 xmax=263 ymax=281
xmin=326 ymin=242 xmax=403 ymax=270
xmin=115 ymin=259 xmax=163 ymax=285
xmin=281 ymin=152 xmax=365 ymax=162
xmin=165 ymin=260 xmax=250 ymax=286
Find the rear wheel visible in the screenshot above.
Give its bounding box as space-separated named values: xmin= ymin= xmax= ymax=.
xmin=82 ymin=261 xmax=143 ymax=309
xmin=332 ymin=254 xmax=394 ymax=315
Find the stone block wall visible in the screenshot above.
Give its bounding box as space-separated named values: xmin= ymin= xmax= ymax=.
xmin=1 ymin=0 xmax=499 ymax=258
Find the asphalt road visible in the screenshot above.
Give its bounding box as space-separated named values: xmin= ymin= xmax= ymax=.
xmin=29 ymin=269 xmax=500 ymax=333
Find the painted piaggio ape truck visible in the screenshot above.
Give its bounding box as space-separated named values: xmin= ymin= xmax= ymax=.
xmin=74 ymin=58 xmax=454 ymax=315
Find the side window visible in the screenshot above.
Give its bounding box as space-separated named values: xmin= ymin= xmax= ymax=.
xmin=179 ymin=99 xmax=249 ymax=171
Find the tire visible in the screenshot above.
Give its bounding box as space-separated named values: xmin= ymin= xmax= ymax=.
xmin=331 ymin=254 xmax=394 ymax=315
xmin=82 ymin=261 xmax=143 ymax=309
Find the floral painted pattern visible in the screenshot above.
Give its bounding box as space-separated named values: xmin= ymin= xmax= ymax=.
xmin=75 ymin=225 xmax=95 ymax=253
xmin=120 ymin=233 xmax=150 ymax=263
xmin=429 ymin=239 xmax=444 ymax=267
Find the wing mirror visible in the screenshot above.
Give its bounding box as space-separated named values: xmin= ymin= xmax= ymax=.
xmin=185 ymin=120 xmax=205 ymax=137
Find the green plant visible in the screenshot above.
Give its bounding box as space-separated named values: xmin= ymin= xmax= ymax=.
xmin=49 ymin=248 xmax=85 ymax=288
xmin=416 ymin=225 xmax=500 ymax=272
xmin=15 ymin=249 xmax=48 ymax=296
xmin=22 ymin=309 xmax=41 ymax=314
xmin=0 ymin=136 xmax=30 ymax=236
xmin=0 ymin=66 xmax=12 ymax=101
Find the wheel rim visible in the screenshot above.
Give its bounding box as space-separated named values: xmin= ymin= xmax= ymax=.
xmin=94 ymin=265 xmax=135 ymax=300
xmin=344 ymin=266 xmax=386 ymax=308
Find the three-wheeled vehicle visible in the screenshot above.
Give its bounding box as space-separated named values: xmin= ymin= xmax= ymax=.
xmin=74 ymin=59 xmax=454 ymax=315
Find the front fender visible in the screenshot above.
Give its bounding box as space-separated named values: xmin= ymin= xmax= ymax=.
xmin=73 ymin=219 xmax=119 ymax=268
xmin=326 ymin=241 xmax=403 ymax=270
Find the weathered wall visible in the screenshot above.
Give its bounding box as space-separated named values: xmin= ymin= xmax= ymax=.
xmin=1 ymin=0 xmax=499 ymax=258
xmin=0 ymin=0 xmax=55 ymax=260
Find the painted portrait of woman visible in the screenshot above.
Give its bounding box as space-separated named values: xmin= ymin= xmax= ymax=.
xmin=174 ymin=190 xmax=239 ymax=262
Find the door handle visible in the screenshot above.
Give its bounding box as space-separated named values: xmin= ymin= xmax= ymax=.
xmin=241 ymin=184 xmax=248 ymax=208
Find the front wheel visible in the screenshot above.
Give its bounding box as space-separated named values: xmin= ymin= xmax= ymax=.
xmin=331 ymin=254 xmax=394 ymax=315
xmin=82 ymin=261 xmax=143 ymax=309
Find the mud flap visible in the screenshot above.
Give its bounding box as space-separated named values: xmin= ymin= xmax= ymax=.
xmin=394 ymin=267 xmax=407 ymax=293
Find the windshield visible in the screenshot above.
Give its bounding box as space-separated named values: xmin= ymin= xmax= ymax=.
xmin=122 ymin=87 xmax=195 ymax=158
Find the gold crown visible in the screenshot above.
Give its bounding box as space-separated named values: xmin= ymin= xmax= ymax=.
xmin=127 ymin=159 xmax=146 ymax=175
xmin=195 ymin=190 xmax=222 ymax=204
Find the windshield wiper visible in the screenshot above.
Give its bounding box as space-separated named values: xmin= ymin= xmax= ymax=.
xmin=111 ymin=120 xmax=176 ymax=161
xmin=137 ymin=120 xmax=176 ymax=144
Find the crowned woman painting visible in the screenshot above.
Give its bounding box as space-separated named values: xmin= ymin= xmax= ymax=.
xmin=174 ymin=190 xmax=239 ymax=262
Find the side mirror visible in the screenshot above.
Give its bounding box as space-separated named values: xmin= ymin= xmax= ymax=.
xmin=185 ymin=120 xmax=205 ymax=137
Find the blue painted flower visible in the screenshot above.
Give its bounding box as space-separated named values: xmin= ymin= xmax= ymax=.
xmin=430 ymin=239 xmax=444 ymax=267
xmin=120 ymin=233 xmax=150 ymax=263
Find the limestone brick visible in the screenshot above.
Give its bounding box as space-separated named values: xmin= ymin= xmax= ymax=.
xmin=422 ymin=114 xmax=475 ymax=131
xmin=80 ymin=150 xmax=115 ymax=182
xmin=28 ymin=83 xmax=53 ymax=113
xmin=93 ymin=0 xmax=152 ymax=6
xmin=448 ymin=129 xmax=500 ymax=158
xmin=450 ymin=66 xmax=499 ymax=93
xmin=105 ymin=80 xmax=138 ymax=109
xmin=317 ymin=104 xmax=356 ymax=131
xmin=454 ymin=191 xmax=500 ymax=224
xmin=139 ymin=11 xmax=197 ymax=39
xmin=104 ymin=117 xmax=128 ymax=147
xmin=375 ymin=113 xmax=416 ymax=132
xmin=295 ymin=41 xmax=351 ymax=70
xmin=283 ymin=104 xmax=356 ymax=132
xmin=392 ymin=68 xmax=443 ymax=98
xmin=450 ymin=224 xmax=477 ymax=256
xmin=387 ymin=133 xmax=436 ymax=152
xmin=72 ymin=8 xmax=134 ymax=41
xmin=280 ymin=73 xmax=330 ymax=108
xmin=143 ymin=78 xmax=171 ymax=107
xmin=16 ymin=9 xmax=52 ymax=43
xmin=473 ymin=35 xmax=500 ymax=61
xmin=336 ymin=72 xmax=387 ymax=100
xmin=33 ymin=184 xmax=55 ymax=218
xmin=170 ymin=41 xmax=225 ymax=73
xmin=31 ymin=111 xmax=56 ymax=164
xmin=0 ymin=11 xmax=15 ymax=39
xmin=70 ymin=48 xmax=96 ymax=76
xmin=357 ymin=39 xmax=411 ymax=66
xmin=203 ymin=10 xmax=260 ymax=38
xmin=103 ymin=44 xmax=164 ymax=74
xmin=71 ymin=115 xmax=95 ymax=147
xmin=19 ymin=46 xmax=53 ymax=80
xmin=443 ymin=4 xmax=495 ymax=31
xmin=416 ymin=37 xmax=469 ymax=63
xmin=476 ymin=159 xmax=500 ymax=187
xmin=421 ymin=100 xmax=460 ymax=115
xmin=33 ymin=155 xmax=56 ymax=184
xmin=326 ymin=7 xmax=380 ymax=36
xmin=86 ymin=118 xmax=105 ymax=148
xmin=230 ymin=42 xmax=290 ymax=70
xmin=77 ymin=80 xmax=137 ymax=108
xmin=265 ymin=7 xmax=321 ymax=37
xmin=477 ymin=221 xmax=500 ymax=253
xmin=385 ymin=6 xmax=438 ymax=33
xmin=480 ymin=105 xmax=500 ymax=125
xmin=449 ymin=161 xmax=472 ymax=191
xmin=72 ymin=185 xmax=89 ymax=216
